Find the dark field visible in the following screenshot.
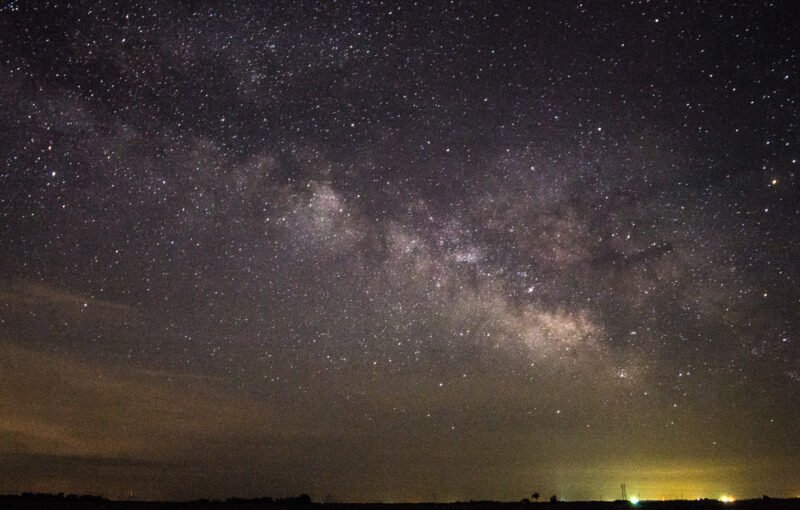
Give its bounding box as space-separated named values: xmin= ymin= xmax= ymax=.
xmin=2 ymin=499 xmax=800 ymax=510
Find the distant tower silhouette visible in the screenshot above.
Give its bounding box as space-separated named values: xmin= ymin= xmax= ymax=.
xmin=620 ymin=484 xmax=627 ymax=501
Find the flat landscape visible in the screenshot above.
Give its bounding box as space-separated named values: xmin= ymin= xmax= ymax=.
xmin=2 ymin=499 xmax=800 ymax=510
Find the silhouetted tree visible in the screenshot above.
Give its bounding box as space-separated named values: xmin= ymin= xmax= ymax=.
xmin=532 ymin=492 xmax=540 ymax=502
xmin=275 ymin=494 xmax=312 ymax=504
xmin=549 ymin=495 xmax=557 ymax=503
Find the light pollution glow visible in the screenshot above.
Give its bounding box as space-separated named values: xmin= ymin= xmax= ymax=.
xmin=2 ymin=0 xmax=799 ymax=502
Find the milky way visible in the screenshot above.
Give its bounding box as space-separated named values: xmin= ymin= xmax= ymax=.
xmin=1 ymin=1 xmax=799 ymax=502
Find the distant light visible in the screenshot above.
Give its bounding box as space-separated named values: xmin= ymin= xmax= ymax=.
xmin=630 ymin=497 xmax=639 ymax=505
xmin=720 ymin=496 xmax=735 ymax=503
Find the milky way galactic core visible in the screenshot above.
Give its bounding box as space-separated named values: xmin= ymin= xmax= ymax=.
xmin=1 ymin=1 xmax=798 ymax=502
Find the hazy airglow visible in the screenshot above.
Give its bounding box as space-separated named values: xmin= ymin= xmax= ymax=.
xmin=1 ymin=0 xmax=799 ymax=502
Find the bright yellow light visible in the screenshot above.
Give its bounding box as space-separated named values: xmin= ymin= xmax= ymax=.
xmin=630 ymin=497 xmax=639 ymax=505
xmin=720 ymin=496 xmax=735 ymax=503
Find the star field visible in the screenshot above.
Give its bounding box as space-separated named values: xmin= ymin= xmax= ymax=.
xmin=1 ymin=0 xmax=799 ymax=502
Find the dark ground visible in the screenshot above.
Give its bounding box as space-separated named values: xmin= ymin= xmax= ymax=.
xmin=2 ymin=499 xmax=800 ymax=510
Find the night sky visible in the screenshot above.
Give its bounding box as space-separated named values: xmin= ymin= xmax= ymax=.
xmin=1 ymin=0 xmax=799 ymax=503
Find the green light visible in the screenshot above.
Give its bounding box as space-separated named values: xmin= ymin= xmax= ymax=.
xmin=630 ymin=497 xmax=639 ymax=505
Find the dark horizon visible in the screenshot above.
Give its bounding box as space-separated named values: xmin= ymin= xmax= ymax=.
xmin=3 ymin=492 xmax=800 ymax=504
xmin=2 ymin=0 xmax=799 ymax=503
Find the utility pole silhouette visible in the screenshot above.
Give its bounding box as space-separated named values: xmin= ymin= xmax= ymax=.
xmin=620 ymin=484 xmax=627 ymax=501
